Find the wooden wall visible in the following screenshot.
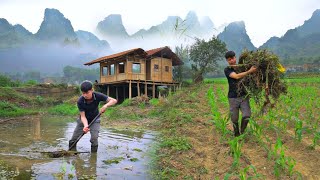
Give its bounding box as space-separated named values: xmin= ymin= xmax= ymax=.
xmin=99 ymin=57 xmax=146 ymax=83
xmin=150 ymin=57 xmax=173 ymax=82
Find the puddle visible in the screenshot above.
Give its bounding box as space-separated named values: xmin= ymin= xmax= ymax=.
xmin=0 ymin=115 xmax=156 ymax=179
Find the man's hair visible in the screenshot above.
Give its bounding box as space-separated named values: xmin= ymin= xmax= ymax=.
xmin=225 ymin=51 xmax=236 ymax=59
xmin=80 ymin=80 xmax=93 ymax=92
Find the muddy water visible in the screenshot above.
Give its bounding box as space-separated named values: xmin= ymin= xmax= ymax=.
xmin=0 ymin=115 xmax=156 ymax=179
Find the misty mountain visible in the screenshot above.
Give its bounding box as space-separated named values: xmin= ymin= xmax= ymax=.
xmin=217 ymin=21 xmax=256 ymax=56
xmin=132 ymin=16 xmax=184 ymax=39
xmin=0 ymin=8 xmax=112 ymax=75
xmin=132 ymin=11 xmax=215 ymax=40
xmin=76 ymin=30 xmax=111 ymax=51
xmin=200 ymin=16 xmax=215 ymax=37
xmin=96 ymin=14 xmax=129 ymax=40
xmin=260 ymin=9 xmax=320 ymax=62
xmin=0 ymin=18 xmax=35 ymax=48
xmin=35 ymin=8 xmax=77 ymax=42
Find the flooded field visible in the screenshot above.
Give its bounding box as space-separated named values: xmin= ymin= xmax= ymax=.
xmin=0 ymin=115 xmax=156 ymax=179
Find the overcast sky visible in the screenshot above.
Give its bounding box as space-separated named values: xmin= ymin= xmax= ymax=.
xmin=0 ymin=0 xmax=319 ymax=47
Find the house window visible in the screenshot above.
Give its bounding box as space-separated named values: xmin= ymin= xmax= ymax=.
xmin=132 ymin=63 xmax=141 ymax=73
xmin=154 ymin=64 xmax=159 ymax=71
xmin=110 ymin=64 xmax=115 ymax=75
xmin=165 ymin=66 xmax=169 ymax=72
xmin=102 ymin=66 xmax=108 ymax=76
xmin=119 ymin=62 xmax=125 ymax=73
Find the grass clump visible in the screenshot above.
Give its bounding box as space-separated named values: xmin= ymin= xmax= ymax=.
xmin=149 ymin=98 xmax=159 ymax=106
xmin=48 ymin=103 xmax=78 ymax=116
xmin=130 ymin=158 xmax=139 ymax=162
xmin=133 ymin=148 xmax=143 ymax=152
xmin=160 ymin=137 xmax=192 ymax=151
xmin=103 ymin=157 xmax=125 ymax=165
xmin=0 ymin=101 xmax=36 ymax=117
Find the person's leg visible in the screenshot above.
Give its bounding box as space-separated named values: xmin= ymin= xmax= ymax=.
xmin=229 ymin=98 xmax=241 ymax=137
xmin=69 ymin=119 xmax=84 ymax=151
xmin=90 ymin=121 xmax=100 ymax=153
xmin=240 ymin=97 xmax=251 ymax=134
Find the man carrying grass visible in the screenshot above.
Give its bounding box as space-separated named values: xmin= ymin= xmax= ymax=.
xmin=69 ymin=80 xmax=117 ymax=152
xmin=224 ymin=51 xmax=256 ymax=137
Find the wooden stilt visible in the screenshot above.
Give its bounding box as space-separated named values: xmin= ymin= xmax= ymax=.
xmin=123 ymin=86 xmax=126 ymax=100
xmin=107 ymin=85 xmax=110 ymax=96
xmin=144 ymin=83 xmax=147 ymax=97
xmin=152 ymin=83 xmax=155 ymax=98
xmin=129 ymin=80 xmax=132 ymax=99
xmin=137 ymin=81 xmax=140 ymax=97
xmin=116 ymin=86 xmax=118 ymax=100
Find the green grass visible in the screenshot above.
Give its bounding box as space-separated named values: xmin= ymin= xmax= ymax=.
xmin=204 ymin=76 xmax=320 ymax=84
xmin=48 ymin=103 xmax=78 ymax=116
xmin=121 ymin=99 xmax=132 ymax=106
xmin=285 ymin=77 xmax=320 ymax=83
xmin=160 ymin=137 xmax=192 ymax=151
xmin=103 ymin=157 xmax=125 ymax=165
xmin=149 ymin=98 xmax=159 ymax=106
xmin=130 ymin=158 xmax=139 ymax=162
xmin=133 ymin=148 xmax=143 ymax=152
xmin=0 ymin=101 xmax=37 ymax=117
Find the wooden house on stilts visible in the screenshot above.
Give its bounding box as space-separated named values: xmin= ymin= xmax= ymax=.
xmin=84 ymin=46 xmax=183 ymax=102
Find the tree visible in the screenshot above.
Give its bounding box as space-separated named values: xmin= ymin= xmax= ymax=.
xmin=63 ymin=66 xmax=99 ymax=84
xmin=173 ymin=45 xmax=191 ymax=82
xmin=189 ymin=36 xmax=227 ymax=83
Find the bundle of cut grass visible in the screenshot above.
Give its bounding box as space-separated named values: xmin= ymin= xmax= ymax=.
xmin=233 ymin=49 xmax=287 ymax=113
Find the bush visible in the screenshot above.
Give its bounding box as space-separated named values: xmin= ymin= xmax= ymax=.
xmin=0 ymin=74 xmax=20 ymax=87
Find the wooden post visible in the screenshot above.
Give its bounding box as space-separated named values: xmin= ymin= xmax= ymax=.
xmin=116 ymin=86 xmax=118 ymax=100
xmin=137 ymin=81 xmax=140 ymax=97
xmin=107 ymin=85 xmax=110 ymax=96
xmin=123 ymin=86 xmax=126 ymax=100
xmin=144 ymin=83 xmax=147 ymax=97
xmin=129 ymin=80 xmax=132 ymax=99
xmin=152 ymin=83 xmax=155 ymax=98
xmin=161 ymin=56 xmax=163 ymax=82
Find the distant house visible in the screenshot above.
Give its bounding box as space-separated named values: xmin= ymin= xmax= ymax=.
xmin=84 ymin=46 xmax=183 ymax=101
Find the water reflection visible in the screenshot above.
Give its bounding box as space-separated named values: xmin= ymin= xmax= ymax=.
xmin=0 ymin=115 xmax=155 ymax=179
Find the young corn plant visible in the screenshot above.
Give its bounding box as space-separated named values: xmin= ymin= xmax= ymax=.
xmin=294 ymin=118 xmax=303 ymax=142
xmin=272 ymin=137 xmax=297 ymax=178
xmin=238 ymin=165 xmax=262 ymax=180
xmin=207 ymin=87 xmax=229 ymax=141
xmin=250 ymin=119 xmax=263 ymax=142
xmin=216 ymin=86 xmax=228 ymax=108
xmin=311 ymin=131 xmax=320 ymax=149
xmin=228 ymin=135 xmax=244 ymax=168
xmin=207 ymin=87 xmax=216 ymax=115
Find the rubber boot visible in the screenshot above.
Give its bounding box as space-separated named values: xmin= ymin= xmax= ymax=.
xmin=233 ymin=122 xmax=240 ymax=137
xmin=91 ymin=146 xmax=98 ymax=153
xmin=69 ymin=141 xmax=77 ymax=151
xmin=240 ymin=118 xmax=249 ymax=134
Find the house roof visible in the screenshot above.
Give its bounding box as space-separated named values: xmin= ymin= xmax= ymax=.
xmin=84 ymin=46 xmax=183 ymax=66
xmin=146 ymin=46 xmax=183 ymax=66
xmin=84 ymin=48 xmax=146 ymax=65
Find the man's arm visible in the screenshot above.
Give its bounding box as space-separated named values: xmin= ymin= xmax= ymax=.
xmin=100 ymin=97 xmax=117 ymax=114
xmin=80 ymin=111 xmax=90 ymax=133
xmin=229 ymin=66 xmax=257 ymax=80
